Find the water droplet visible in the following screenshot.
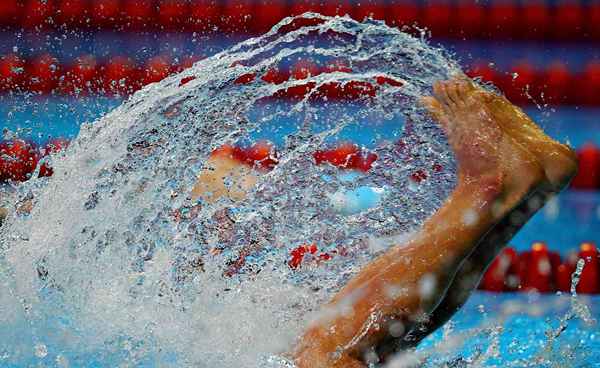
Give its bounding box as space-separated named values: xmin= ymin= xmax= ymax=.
xmin=34 ymin=344 xmax=47 ymax=358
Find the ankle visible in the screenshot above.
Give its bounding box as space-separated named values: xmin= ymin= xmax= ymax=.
xmin=456 ymin=171 xmax=505 ymax=206
xmin=458 ymin=170 xmax=503 ymax=192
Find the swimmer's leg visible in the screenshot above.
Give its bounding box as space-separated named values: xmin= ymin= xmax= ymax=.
xmin=386 ymin=81 xmax=578 ymax=354
xmin=293 ymin=79 xmax=555 ymax=367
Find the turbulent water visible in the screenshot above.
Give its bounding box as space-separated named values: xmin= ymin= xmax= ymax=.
xmin=2 ymin=13 xmax=594 ymax=368
xmin=0 ymin=14 xmax=459 ymax=366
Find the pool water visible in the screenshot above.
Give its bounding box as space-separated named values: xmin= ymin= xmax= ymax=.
xmin=1 ymin=14 xmax=599 ymax=366
xmin=2 ymin=96 xmax=599 ymax=254
xmin=409 ymin=292 xmax=600 ymax=367
xmin=1 ymin=97 xmax=599 ymax=367
xmin=0 ymin=292 xmax=597 ymax=367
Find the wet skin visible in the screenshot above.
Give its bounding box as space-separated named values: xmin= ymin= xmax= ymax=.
xmin=291 ymin=78 xmax=576 ymax=367
xmin=0 ymin=76 xmax=576 ymax=366
xmin=192 ymin=77 xmax=578 ymax=367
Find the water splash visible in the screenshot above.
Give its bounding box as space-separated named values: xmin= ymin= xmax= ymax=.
xmin=386 ymin=256 xmax=598 ymax=368
xmin=0 ymin=13 xmax=461 ymax=367
xmin=535 ymin=258 xmax=597 ymax=367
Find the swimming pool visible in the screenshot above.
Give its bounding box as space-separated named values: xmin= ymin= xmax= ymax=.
xmin=0 ymin=291 xmax=596 ymax=367
xmin=2 ymin=96 xmax=599 ymax=255
xmin=1 ymin=99 xmax=599 ymax=367
xmin=1 ymin=9 xmax=599 ymax=367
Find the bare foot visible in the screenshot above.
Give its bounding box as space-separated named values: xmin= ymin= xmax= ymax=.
xmin=394 ymin=78 xmax=578 ymax=353
xmin=422 ymin=78 xmax=545 ymax=214
xmin=293 ymin=80 xmax=547 ymax=368
xmin=457 ymin=76 xmax=578 ymax=190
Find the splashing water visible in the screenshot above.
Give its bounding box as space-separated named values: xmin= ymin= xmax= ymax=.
xmin=1 ymin=13 xmax=464 ymax=367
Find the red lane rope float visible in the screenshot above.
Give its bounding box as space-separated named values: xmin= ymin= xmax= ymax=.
xmin=479 ymin=242 xmax=600 ymax=294
xmin=101 ymin=56 xmax=139 ymax=96
xmin=0 ymin=51 xmax=595 ymax=106
xmin=0 ymin=0 xmax=20 ymax=27
xmin=2 ymin=1 xmax=600 ymax=41
xmin=454 ymin=1 xmax=486 ymax=38
xmin=0 ymin=54 xmax=25 ymax=92
xmin=23 ymin=0 xmax=55 ymax=29
xmin=570 ymin=142 xmax=600 ymax=190
xmin=0 ymin=139 xmax=40 ymax=182
xmin=500 ymin=61 xmax=538 ymax=106
xmin=157 ymin=0 xmax=189 ymax=31
xmin=58 ymin=54 xmax=99 ymax=96
xmin=26 ymin=54 xmax=61 ymax=94
xmin=542 ymin=61 xmax=573 ymax=106
xmin=3 ymin=53 xmax=600 ymax=107
xmin=591 ymin=3 xmax=600 ymax=40
xmin=56 ymin=0 xmax=90 ymax=27
xmin=554 ymin=1 xmax=584 ymax=41
xmin=91 ymin=0 xmax=121 ymax=28
xmin=578 ymin=242 xmax=600 ymax=294
xmin=0 ymin=138 xmax=69 ymax=182
xmin=3 ymin=137 xmax=599 ymax=191
xmin=578 ymin=61 xmax=600 ymax=106
xmin=313 ymin=142 xmax=378 ymax=172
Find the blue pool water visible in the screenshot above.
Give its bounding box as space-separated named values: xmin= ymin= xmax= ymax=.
xmin=1 ymin=100 xmax=599 ymax=365
xmin=2 ymin=96 xmax=599 ymax=365
xmin=1 ymin=11 xmax=598 ymax=367
xmin=417 ymin=292 xmax=600 ymax=367
xmin=0 ymin=292 xmax=597 ymax=367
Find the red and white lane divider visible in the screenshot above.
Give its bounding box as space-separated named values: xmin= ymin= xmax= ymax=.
xmin=0 ymin=139 xmax=382 ymax=183
xmin=2 ymin=53 xmax=600 ymax=106
xmin=571 ymin=142 xmax=600 ymax=190
xmin=0 ymin=1 xmax=599 ymax=41
xmin=2 ymin=139 xmax=600 ymax=191
xmin=479 ymin=242 xmax=600 ymax=295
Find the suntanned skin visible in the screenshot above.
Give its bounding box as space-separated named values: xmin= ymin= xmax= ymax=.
xmin=381 ymin=83 xmax=578 ymax=358
xmin=193 ymin=77 xmax=577 ymax=367
xmin=290 ymin=78 xmax=577 ymax=367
